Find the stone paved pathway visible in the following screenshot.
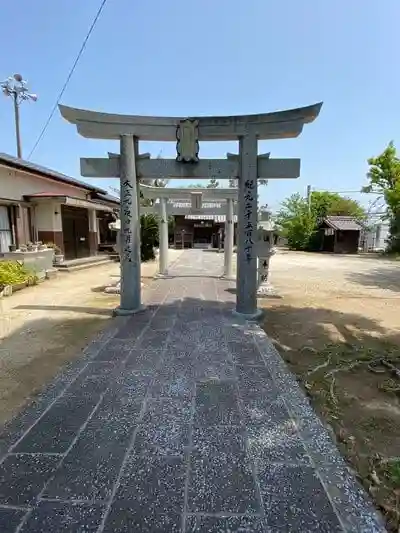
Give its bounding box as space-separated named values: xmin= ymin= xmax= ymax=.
xmin=0 ymin=251 xmax=387 ymax=532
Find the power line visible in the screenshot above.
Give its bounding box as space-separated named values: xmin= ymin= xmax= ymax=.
xmin=28 ymin=0 xmax=108 ymax=159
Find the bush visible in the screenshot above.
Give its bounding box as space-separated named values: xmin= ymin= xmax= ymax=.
xmin=0 ymin=260 xmax=37 ymax=287
xmin=140 ymin=214 xmax=159 ymax=262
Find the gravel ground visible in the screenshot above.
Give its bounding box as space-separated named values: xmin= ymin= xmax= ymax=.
xmin=266 ymin=250 xmax=400 ymax=331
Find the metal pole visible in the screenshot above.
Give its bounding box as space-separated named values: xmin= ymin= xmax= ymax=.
xmin=307 ymin=184 xmax=312 ymax=214
xmin=13 ymin=92 xmax=22 ymax=158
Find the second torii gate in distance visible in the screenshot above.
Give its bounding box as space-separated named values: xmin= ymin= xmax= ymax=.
xmin=138 ymin=185 xmax=238 ymax=278
xmin=59 ymin=103 xmax=322 ymax=317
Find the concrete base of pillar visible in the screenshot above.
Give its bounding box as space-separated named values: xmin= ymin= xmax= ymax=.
xmin=220 ymin=274 xmax=236 ymax=281
xmin=257 ymin=284 xmax=276 ymax=297
xmin=104 ymin=281 xmax=144 ymax=294
xmin=113 ymin=305 xmax=146 ymax=317
xmin=232 ymin=308 xmax=263 ymax=321
xmin=155 ymin=272 xmax=169 ymax=278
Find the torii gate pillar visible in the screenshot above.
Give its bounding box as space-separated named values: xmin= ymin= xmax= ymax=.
xmin=158 ymin=197 xmax=169 ymax=276
xmin=235 ymin=134 xmax=260 ymax=318
xmin=116 ymin=135 xmax=143 ymax=315
xmin=223 ymin=198 xmax=235 ymax=279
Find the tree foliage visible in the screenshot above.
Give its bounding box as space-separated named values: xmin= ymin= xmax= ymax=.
xmin=275 ymin=194 xmax=315 ymax=250
xmin=140 ymin=214 xmax=158 ymax=261
xmin=364 ymin=141 xmax=400 ymax=253
xmin=186 ymin=183 xmax=206 ymax=188
xmin=207 ymin=178 xmax=219 ymax=188
xmin=276 ymin=191 xmax=365 ymax=251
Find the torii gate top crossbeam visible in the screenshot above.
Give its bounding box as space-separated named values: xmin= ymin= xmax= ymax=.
xmin=59 ymin=103 xmax=322 ymax=141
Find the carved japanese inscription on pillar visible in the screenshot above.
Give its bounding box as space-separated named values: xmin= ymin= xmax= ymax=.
xmin=244 ymin=180 xmax=255 ymax=262
xmin=121 ymin=179 xmax=134 ymax=262
xmin=176 ymin=119 xmax=199 ymax=163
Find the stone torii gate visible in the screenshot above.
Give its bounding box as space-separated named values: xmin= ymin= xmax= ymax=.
xmin=59 ymin=103 xmax=322 ymax=317
xmin=110 ymin=187 xmax=238 ymax=278
xmin=139 ymin=185 xmax=238 ymax=278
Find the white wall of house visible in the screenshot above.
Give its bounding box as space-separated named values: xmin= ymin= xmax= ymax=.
xmin=34 ymin=202 xmax=63 ymax=232
xmin=0 ymin=165 xmax=89 ymax=201
xmin=364 ymin=222 xmax=390 ymax=251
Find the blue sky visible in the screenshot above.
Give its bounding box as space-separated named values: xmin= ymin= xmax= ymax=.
xmin=1 ymin=0 xmax=399 ymax=212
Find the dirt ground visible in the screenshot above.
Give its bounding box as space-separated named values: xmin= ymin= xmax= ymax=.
xmin=0 ymin=250 xmax=182 ymax=425
xmin=260 ymin=250 xmax=400 ymax=531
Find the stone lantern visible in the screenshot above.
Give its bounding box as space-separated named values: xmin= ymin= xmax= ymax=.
xmin=257 ymin=210 xmax=277 ymax=296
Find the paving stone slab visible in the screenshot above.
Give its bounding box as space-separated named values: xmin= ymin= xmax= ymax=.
xmin=185 ymin=515 xmax=266 ymax=533
xmin=236 ymin=365 xmax=281 ymax=400
xmin=123 ymin=347 xmax=163 ymax=372
xmin=19 ymin=501 xmax=105 ymax=532
xmin=317 ymin=463 xmax=388 ymax=532
xmin=228 ymin=339 xmax=266 ymax=366
xmin=136 ymin=398 xmax=192 ymax=455
xmin=149 ymin=371 xmax=195 ymax=400
xmin=192 ymin=425 xmax=246 ymax=456
xmin=92 ymin=338 xmax=132 ymax=363
xmin=137 ymin=330 xmax=170 ymax=351
xmin=12 ymin=395 xmax=100 ymax=454
xmin=63 ymin=370 xmax=112 ymax=399
xmin=258 ymin=463 xmax=343 ymax=531
xmin=111 ymin=371 xmax=152 ymax=397
xmin=113 ymin=310 xmax=155 ymax=340
xmin=247 ymin=419 xmax=311 ymax=465
xmin=240 ymin=394 xmax=291 ymax=427
xmin=42 ymin=398 xmax=142 ymax=501
xmin=0 ymin=507 xmax=27 ymax=533
xmin=0 ymin=454 xmax=59 ymax=506
xmin=103 ymin=505 xmax=182 ymax=532
xmin=193 ymin=362 xmax=236 ymax=381
xmin=194 ymin=380 xmax=241 ymax=426
xmin=188 ymin=451 xmax=260 ymax=514
xmin=104 ymin=454 xmax=186 ymax=531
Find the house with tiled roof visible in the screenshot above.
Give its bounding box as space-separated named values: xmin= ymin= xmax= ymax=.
xmin=318 ymin=215 xmax=363 ymax=254
xmin=0 ymin=153 xmax=119 ymax=259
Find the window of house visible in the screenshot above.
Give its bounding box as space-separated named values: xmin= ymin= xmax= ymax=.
xmin=0 ymin=205 xmax=12 ymax=253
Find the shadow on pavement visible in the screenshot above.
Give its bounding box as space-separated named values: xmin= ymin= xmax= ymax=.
xmin=349 ymin=266 xmax=400 ymax=293
xmin=14 ymin=305 xmax=113 ymax=316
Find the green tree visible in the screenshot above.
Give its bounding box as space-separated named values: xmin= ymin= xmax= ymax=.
xmin=140 ymin=214 xmax=158 ymax=261
xmin=310 ymin=191 xmax=366 ymax=221
xmin=363 ymin=141 xmax=400 ymax=253
xmin=276 ymin=194 xmax=315 ymax=250
xmin=207 ymin=177 xmax=219 ymax=188
xmin=186 ymin=183 xmax=206 ymax=188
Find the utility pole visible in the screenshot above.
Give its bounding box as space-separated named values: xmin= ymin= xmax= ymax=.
xmin=1 ymin=74 xmax=37 ymax=158
xmin=306 ymin=184 xmax=312 ymax=214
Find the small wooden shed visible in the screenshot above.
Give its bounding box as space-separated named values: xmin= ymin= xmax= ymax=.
xmin=318 ymin=216 xmax=362 ymax=254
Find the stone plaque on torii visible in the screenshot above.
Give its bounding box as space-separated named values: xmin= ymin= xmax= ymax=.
xmin=59 ymin=103 xmax=322 ymax=318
